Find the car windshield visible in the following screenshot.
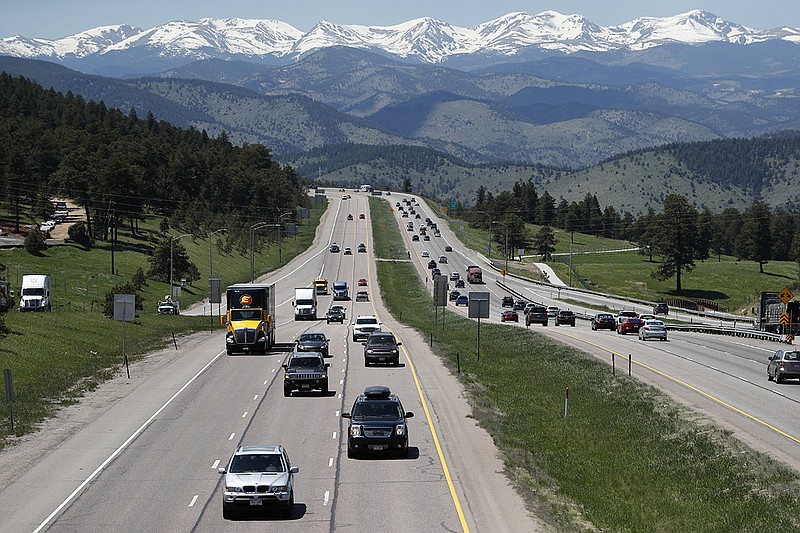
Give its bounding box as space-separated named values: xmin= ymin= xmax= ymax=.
xmin=353 ymin=401 xmax=402 ymax=419
xmin=357 ymin=318 xmax=378 ymax=325
xmin=230 ymin=309 xmax=261 ymax=321
xmin=783 ymin=351 xmax=799 ymax=361
xmin=645 ymin=320 xmax=664 ymax=326
xmin=289 ymin=357 xmax=321 ymax=369
xmin=229 ymin=453 xmax=285 ymax=474
xmin=300 ymin=334 xmax=325 ymax=342
xmin=368 ymin=335 xmax=396 ymax=346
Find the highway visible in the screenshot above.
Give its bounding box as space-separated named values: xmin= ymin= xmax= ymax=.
xmin=2 ymin=190 xmax=799 ymax=533
xmin=394 ymin=192 xmax=800 ymax=472
xmin=0 ymin=192 xmax=540 ymax=532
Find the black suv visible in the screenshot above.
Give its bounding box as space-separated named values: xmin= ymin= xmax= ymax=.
xmin=283 ymin=352 xmax=329 ymax=396
xmin=501 ymin=296 xmax=513 ymax=307
xmin=555 ymin=310 xmax=576 ymax=326
xmin=363 ymin=332 xmax=402 ymax=366
xmin=295 ymin=332 xmax=330 ymax=357
xmin=342 ymin=386 xmax=414 ymax=458
xmin=653 ymin=302 xmax=669 ymax=316
xmin=525 ymin=306 xmax=548 ymax=326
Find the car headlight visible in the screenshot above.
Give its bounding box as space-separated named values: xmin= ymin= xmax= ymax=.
xmin=395 ymin=424 xmax=406 ymax=436
xmin=226 ymin=334 xmax=235 ymax=344
xmin=321 ymin=373 xmax=327 ymax=379
xmin=392 ymin=349 xmax=398 ymax=354
xmin=350 ymin=424 xmax=362 ymax=437
xmin=271 ymin=485 xmax=287 ymax=493
xmin=226 ymin=486 xmax=243 ymax=492
xmin=366 ymin=349 xmax=374 ymax=354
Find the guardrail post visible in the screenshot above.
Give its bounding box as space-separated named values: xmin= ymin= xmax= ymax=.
xmin=628 ymin=353 xmax=632 ymax=376
xmin=612 ymin=353 xmax=615 ymax=377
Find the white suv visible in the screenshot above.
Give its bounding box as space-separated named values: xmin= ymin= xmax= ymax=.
xmin=352 ymin=315 xmax=381 ymax=342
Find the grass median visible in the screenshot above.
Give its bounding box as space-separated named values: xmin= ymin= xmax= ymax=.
xmin=371 ymin=197 xmax=800 ymax=532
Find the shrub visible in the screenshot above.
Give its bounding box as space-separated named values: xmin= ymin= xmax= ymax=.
xmin=67 ymin=221 xmax=92 ymax=248
xmin=24 ymin=228 xmax=47 ymax=254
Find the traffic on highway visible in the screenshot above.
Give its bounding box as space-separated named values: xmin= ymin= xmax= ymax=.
xmin=3 ymin=189 xmax=799 ymax=532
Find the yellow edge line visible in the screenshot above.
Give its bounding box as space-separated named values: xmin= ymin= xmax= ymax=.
xmin=554 ymin=330 xmax=800 ymax=445
xmin=366 ymin=200 xmax=471 ymax=533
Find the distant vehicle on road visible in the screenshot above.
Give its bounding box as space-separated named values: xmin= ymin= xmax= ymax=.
xmin=591 ymin=313 xmax=615 ymax=331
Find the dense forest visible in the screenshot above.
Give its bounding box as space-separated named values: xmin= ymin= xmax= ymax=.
xmin=0 ymin=73 xmax=310 ymax=251
xmin=461 ymin=179 xmax=800 ymax=279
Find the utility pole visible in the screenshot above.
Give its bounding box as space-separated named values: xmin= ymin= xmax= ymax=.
xmin=569 ymin=231 xmax=574 ymax=288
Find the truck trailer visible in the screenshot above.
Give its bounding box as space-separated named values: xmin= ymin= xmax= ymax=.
xmin=222 ymin=283 xmax=276 ymax=355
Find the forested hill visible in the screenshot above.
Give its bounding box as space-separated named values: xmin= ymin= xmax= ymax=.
xmin=289 ymin=132 xmax=800 ymax=214
xmin=0 ymin=73 xmax=309 ymax=239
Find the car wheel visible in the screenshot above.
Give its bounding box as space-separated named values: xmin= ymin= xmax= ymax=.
xmin=776 ymin=371 xmax=783 ymax=384
xmin=284 ymin=386 xmax=292 ymax=397
xmin=570 ymin=323 xmax=575 ymax=327
xmin=364 ymin=358 xmax=370 ymax=367
xmin=591 ymin=324 xmax=596 ymax=330
xmin=347 ymin=445 xmax=356 ymax=459
xmin=768 ymin=372 xmax=774 ymax=381
xmin=321 ymin=382 xmax=329 ymax=395
xmin=226 ymin=348 xmax=234 ymax=355
xmin=223 ymin=502 xmax=234 ymax=520
xmin=352 ymin=335 xmax=357 ymax=342
xmin=283 ymin=493 xmax=294 ymax=519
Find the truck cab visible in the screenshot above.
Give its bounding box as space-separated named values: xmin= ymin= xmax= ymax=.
xmin=332 ymin=281 xmax=349 ymax=301
xmin=294 ymin=287 xmax=318 ymax=320
xmin=223 ymin=284 xmax=276 ymax=355
xmin=314 ymin=277 xmax=329 ymax=295
xmin=19 ymin=274 xmax=51 ymax=312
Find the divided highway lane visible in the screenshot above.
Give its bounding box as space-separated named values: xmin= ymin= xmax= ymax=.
xmin=7 ymin=192 xmax=541 ymax=533
xmin=393 ymin=194 xmax=800 ymax=473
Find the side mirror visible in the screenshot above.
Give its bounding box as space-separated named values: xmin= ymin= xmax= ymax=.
xmin=397 ymin=341 xmax=402 ymax=346
xmin=282 ymin=364 xmax=288 ymax=370
xmin=404 ymin=412 xmax=415 ymax=418
xmin=341 ymin=412 xmax=352 ymax=419
xmin=218 ymin=467 xmax=227 ymax=474
xmin=290 ymin=466 xmax=299 ymax=474
xmin=325 ymin=363 xmax=330 ymax=369
xmin=361 ymin=342 xmax=366 ymax=346
xmin=292 ymin=301 xmax=296 ymax=307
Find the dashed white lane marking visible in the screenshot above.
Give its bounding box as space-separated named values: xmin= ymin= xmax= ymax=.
xmin=335 ymin=410 xmax=340 ymax=417
xmin=332 ymin=432 xmax=337 ymax=439
xmin=228 ymin=433 xmax=236 ymax=441
xmin=341 ymin=368 xmax=345 ymax=373
xmin=189 ymin=495 xmax=199 ymax=507
xmin=338 ymin=393 xmax=342 ymax=399
xmin=212 ymin=459 xmax=220 ymax=470
xmin=324 ymin=490 xmax=330 ymax=506
xmin=272 ymin=368 xmax=276 ymax=373
xmin=263 ymin=380 xmax=268 ymax=385
xmin=328 ymin=457 xmax=334 ymax=467
xmin=253 ymin=395 xmax=259 ymax=400
xmin=242 ymin=412 xmax=248 ymax=418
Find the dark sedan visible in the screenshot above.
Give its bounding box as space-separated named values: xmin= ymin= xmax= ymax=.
xmin=591 ymin=313 xmax=616 ymax=330
xmin=501 ymin=310 xmax=518 ymax=322
xmin=296 ymin=332 xmax=330 ymax=357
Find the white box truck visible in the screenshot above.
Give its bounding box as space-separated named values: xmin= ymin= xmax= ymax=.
xmin=19 ymin=274 xmax=52 ymax=312
xmin=293 ymin=287 xmax=317 ymax=320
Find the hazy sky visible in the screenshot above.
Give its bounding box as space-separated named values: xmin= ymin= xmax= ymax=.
xmin=2 ymin=1 xmax=798 ymax=39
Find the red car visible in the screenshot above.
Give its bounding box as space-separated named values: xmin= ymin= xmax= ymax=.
xmin=501 ymin=310 xmax=518 ymax=322
xmin=358 ymin=278 xmax=367 ymax=286
xmin=617 ymin=317 xmax=644 ymax=335
xmin=359 ymin=213 xmax=365 ymax=219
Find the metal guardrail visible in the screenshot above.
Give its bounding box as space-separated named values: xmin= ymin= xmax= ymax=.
xmin=496 ymin=280 xmax=790 ymax=344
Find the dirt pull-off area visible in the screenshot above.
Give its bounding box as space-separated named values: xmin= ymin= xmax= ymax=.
xmin=48 ymin=198 xmax=87 ymax=240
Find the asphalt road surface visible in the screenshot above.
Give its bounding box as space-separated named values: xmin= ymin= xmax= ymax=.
xmin=0 ymin=192 xmax=542 ymax=532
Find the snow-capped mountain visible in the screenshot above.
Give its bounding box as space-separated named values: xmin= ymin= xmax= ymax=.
xmin=0 ymin=10 xmax=797 ymax=65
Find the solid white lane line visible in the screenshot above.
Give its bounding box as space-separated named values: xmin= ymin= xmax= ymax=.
xmin=33 ymin=349 xmax=227 ymax=533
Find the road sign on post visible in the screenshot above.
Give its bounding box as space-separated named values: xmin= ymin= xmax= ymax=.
xmin=433 ymin=275 xmax=447 ymax=307
xmin=469 ymin=292 xmax=491 ymax=362
xmin=778 ymin=287 xmax=794 ymax=304
xmin=113 ymin=294 xmax=135 ymax=379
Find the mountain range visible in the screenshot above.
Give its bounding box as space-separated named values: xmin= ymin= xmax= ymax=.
xmin=2 ymin=10 xmax=800 ymax=213
xmin=2 ymin=10 xmax=800 ymax=74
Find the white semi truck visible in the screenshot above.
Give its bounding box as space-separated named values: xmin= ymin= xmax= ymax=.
xmin=293 ymin=287 xmax=318 ymax=320
xmin=19 ymin=274 xmax=52 ymax=312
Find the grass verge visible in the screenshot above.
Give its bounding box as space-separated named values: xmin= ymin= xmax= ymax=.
xmin=372 ymin=197 xmax=800 ymax=532
xmin=0 ymin=204 xmax=325 ymax=448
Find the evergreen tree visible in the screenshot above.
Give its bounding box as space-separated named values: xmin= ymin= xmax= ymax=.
xmin=735 ymin=200 xmax=772 ymax=273
xmin=534 ymin=226 xmax=557 ymax=261
xmin=650 ymin=195 xmax=702 ymax=291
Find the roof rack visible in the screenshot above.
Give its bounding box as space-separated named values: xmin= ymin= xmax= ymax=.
xmin=363 ymin=386 xmax=391 ymax=399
